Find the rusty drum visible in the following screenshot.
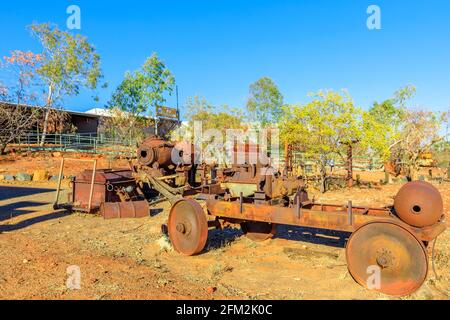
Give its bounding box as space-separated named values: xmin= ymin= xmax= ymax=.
xmin=394 ymin=181 xmax=444 ymax=228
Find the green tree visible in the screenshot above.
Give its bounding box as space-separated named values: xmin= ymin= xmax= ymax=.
xmin=29 ymin=23 xmax=104 ymax=146
xmin=99 ymin=107 xmax=152 ymax=147
xmin=0 ymin=51 xmax=42 ymax=154
xmin=108 ymin=53 xmax=175 ymax=117
xmin=395 ymin=109 xmax=449 ymax=180
xmin=173 ymin=96 xmax=244 ymax=165
xmin=364 ymin=85 xmax=416 ymax=162
xmin=281 ymin=90 xmax=364 ymax=192
xmin=364 ymin=85 xmax=449 ymax=181
xmin=246 ymin=77 xmax=284 ymax=126
xmin=185 ymin=96 xmax=243 ymax=132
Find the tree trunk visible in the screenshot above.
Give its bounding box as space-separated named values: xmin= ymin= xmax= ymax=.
xmin=0 ymin=143 xmax=7 ymax=155
xmin=347 ymin=144 xmax=354 ymax=188
xmin=40 ymin=108 xmax=50 ymax=147
xmin=319 ymin=163 xmax=327 ymax=193
xmin=40 ymin=85 xmax=53 ymax=147
xmin=408 ymin=164 xmax=419 ymax=181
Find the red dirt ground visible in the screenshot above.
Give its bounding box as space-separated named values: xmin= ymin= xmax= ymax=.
xmin=0 ymin=154 xmax=449 ymax=300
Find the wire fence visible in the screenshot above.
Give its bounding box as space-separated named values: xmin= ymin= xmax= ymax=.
xmin=2 ymin=130 xmax=136 ymax=157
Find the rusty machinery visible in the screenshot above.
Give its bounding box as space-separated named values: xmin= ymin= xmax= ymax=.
xmin=65 ymin=135 xmax=447 ymax=295
xmin=133 ymin=136 xmax=198 ymax=204
xmin=133 ymin=136 xmax=303 ymax=205
xmin=68 ymin=135 xmax=304 ymax=219
xmin=167 ymin=180 xmax=446 ymax=296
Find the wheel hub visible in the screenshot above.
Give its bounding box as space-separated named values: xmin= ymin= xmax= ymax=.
xmin=176 ymin=222 xmax=191 ymax=235
xmin=168 ymin=199 xmax=208 ymax=256
xmin=376 ymin=248 xmax=395 ymax=269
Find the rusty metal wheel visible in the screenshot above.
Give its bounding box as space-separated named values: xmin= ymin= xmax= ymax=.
xmin=241 ymin=222 xmax=277 ymax=242
xmin=346 ymin=221 xmax=428 ymax=296
xmin=168 ymin=199 xmax=208 ymax=256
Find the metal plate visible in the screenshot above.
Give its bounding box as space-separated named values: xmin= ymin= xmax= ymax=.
xmin=168 ymin=199 xmax=208 ymax=256
xmin=346 ymin=221 xmax=428 ymax=296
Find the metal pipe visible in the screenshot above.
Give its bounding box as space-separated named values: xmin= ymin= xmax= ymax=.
xmin=87 ymin=160 xmax=98 ymax=213
xmin=348 ymin=201 xmax=353 ymax=226
xmin=240 ymin=192 xmax=244 ymax=214
xmin=296 ymin=194 xmax=301 ymax=219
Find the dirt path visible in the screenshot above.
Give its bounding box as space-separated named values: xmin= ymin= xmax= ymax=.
xmin=0 ymin=182 xmax=449 ymax=300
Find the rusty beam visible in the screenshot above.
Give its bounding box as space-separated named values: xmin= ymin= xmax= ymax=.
xmin=205 ymin=199 xmax=446 ymax=242
xmin=205 ymin=200 xmax=377 ymax=233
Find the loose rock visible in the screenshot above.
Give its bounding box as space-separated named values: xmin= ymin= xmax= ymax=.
xmin=33 ymin=170 xmax=49 ymax=182
xmin=16 ymin=173 xmax=33 ymax=182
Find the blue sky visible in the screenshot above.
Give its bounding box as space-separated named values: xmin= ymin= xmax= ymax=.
xmin=0 ymin=0 xmax=449 ymax=118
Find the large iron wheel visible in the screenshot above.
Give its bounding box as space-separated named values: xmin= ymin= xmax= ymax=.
xmin=346 ymin=221 xmax=428 ymax=296
xmin=168 ymin=199 xmax=208 ymax=256
xmin=241 ymin=221 xmax=277 ymax=242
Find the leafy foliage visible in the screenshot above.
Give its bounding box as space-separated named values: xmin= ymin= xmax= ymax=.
xmin=281 ymin=90 xmax=364 ymax=191
xmin=0 ymin=51 xmax=42 ymax=154
xmin=363 ymin=85 xmax=416 ymax=161
xmin=282 ymin=90 xmax=363 ymax=162
xmin=394 ymin=109 xmax=449 ymax=179
xmin=185 ymin=96 xmax=244 ymax=133
xmin=99 ymin=108 xmax=153 ymax=146
xmin=108 ymin=53 xmax=175 ymax=117
xmin=247 ymin=77 xmax=284 ymax=126
xmin=29 ymin=23 xmax=104 ymax=145
xmin=30 ymin=23 xmax=103 ymax=103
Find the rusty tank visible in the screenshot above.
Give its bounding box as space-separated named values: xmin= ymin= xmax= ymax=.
xmin=137 ymin=136 xmax=195 ymax=170
xmin=394 ymin=180 xmax=444 ymax=228
xmin=137 ymin=136 xmax=176 ymax=169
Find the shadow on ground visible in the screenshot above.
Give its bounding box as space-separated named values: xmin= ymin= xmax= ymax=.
xmin=0 ymin=185 xmax=55 ymax=201
xmin=275 ymin=225 xmax=351 ymax=248
xmin=0 ymin=210 xmax=71 ymax=233
xmin=0 ymin=185 xmax=57 ymax=223
xmin=203 ymin=224 xmax=351 ymax=252
xmin=0 ymin=201 xmax=49 ymax=222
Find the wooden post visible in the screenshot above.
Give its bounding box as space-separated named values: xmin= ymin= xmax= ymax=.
xmin=53 ymin=158 xmax=65 ymax=210
xmin=296 ymin=194 xmax=301 ymax=219
xmin=348 ymin=201 xmax=353 ymax=226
